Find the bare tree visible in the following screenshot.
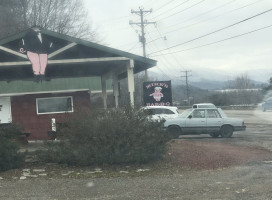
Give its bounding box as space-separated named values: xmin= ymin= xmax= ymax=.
xmin=227 ymin=73 xmax=262 ymax=105
xmin=0 ymin=0 xmax=25 ymax=38
xmin=0 ymin=0 xmax=98 ymax=41
xmin=232 ymin=73 xmax=253 ymax=90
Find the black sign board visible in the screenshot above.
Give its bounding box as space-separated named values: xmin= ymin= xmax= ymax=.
xmin=143 ymin=81 xmax=172 ymax=106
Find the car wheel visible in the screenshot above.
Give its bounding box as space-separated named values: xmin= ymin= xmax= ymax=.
xmin=209 ymin=133 xmax=219 ymax=138
xmin=220 ymin=125 xmax=233 ymax=138
xmin=167 ymin=126 xmax=181 ymax=139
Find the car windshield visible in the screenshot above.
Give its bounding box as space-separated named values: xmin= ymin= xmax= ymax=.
xmin=179 ymin=109 xmax=193 ymax=118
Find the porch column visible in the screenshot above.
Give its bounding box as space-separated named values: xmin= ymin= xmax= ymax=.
xmin=101 ymin=75 xmax=107 ymax=109
xmin=127 ymin=59 xmax=135 ymax=107
xmin=113 ymin=73 xmax=119 ymax=108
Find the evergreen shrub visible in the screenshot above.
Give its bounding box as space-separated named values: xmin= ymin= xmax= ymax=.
xmin=40 ymin=107 xmax=170 ymax=165
xmin=0 ymin=124 xmax=25 ymax=171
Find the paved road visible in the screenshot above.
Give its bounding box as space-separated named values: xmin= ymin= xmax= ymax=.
xmin=1 ymin=109 xmax=272 ymax=200
xmin=224 ymin=109 xmax=272 ymax=125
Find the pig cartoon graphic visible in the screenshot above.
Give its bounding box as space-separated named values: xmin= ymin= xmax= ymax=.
xmin=150 ymin=87 xmax=164 ymax=101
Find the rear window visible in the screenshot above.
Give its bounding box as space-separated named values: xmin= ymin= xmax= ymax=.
xmin=163 ymin=109 xmax=175 ymax=114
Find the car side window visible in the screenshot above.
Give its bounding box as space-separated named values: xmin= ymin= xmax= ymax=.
xmin=147 ymin=109 xmax=156 ymax=115
xmin=154 ymin=109 xmax=163 ymax=115
xmin=163 ymin=109 xmax=175 ymax=114
xmin=191 ymin=109 xmax=205 ymax=118
xmin=206 ymin=109 xmax=221 ymax=118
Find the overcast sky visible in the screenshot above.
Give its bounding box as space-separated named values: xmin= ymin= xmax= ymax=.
xmin=84 ymin=0 xmax=272 ymax=82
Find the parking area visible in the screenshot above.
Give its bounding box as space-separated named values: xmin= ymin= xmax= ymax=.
xmin=1 ymin=109 xmax=272 ymax=199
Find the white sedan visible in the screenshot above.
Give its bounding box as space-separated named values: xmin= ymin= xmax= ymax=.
xmin=164 ymin=107 xmax=246 ymax=138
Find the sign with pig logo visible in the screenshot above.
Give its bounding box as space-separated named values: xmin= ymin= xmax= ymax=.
xmin=143 ymin=81 xmax=172 ymax=106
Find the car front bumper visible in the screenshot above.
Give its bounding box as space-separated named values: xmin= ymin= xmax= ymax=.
xmin=234 ymin=125 xmax=246 ymax=131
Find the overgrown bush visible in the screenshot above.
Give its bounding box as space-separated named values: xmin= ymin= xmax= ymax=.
xmin=0 ymin=124 xmax=23 ymax=139
xmin=0 ymin=124 xmax=25 ymax=171
xmin=39 ymin=107 xmax=170 ymax=166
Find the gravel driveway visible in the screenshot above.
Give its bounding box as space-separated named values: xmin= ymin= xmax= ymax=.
xmin=1 ymin=110 xmax=272 ymax=200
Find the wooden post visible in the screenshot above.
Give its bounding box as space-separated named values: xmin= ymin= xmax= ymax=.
xmin=127 ymin=59 xmax=135 ymax=107
xmin=113 ymin=73 xmax=119 ymax=108
xmin=101 ymin=75 xmax=107 ymax=109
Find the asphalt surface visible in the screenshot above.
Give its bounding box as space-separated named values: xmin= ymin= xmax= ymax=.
xmin=1 ymin=109 xmax=272 ymax=200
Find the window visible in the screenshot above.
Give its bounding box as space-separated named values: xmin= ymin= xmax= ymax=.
xmin=163 ymin=109 xmax=175 ymax=114
xmin=36 ymin=96 xmax=73 ymax=114
xmin=154 ymin=109 xmax=163 ymax=114
xmin=206 ymin=109 xmax=221 ymax=118
xmin=191 ymin=109 xmax=205 ymax=118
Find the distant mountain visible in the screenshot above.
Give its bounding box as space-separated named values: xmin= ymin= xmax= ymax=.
xmin=190 ymin=80 xmax=227 ymax=90
xmin=148 ymin=71 xmax=266 ymax=91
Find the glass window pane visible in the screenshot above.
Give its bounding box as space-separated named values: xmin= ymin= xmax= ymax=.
xmin=163 ymin=109 xmax=175 ymax=114
xmin=192 ymin=109 xmax=205 ymax=118
xmin=37 ymin=97 xmax=73 ymax=114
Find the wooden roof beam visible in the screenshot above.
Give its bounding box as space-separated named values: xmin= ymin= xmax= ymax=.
xmin=48 ymin=42 xmax=77 ymax=58
xmin=0 ymin=46 xmax=27 ymax=59
xmin=0 ymin=57 xmax=130 ymax=67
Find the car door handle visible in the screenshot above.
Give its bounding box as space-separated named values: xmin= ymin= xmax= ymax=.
xmin=201 ymin=121 xmax=205 ymax=122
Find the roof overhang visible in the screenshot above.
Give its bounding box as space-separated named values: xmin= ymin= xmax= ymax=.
xmin=0 ymin=28 xmax=157 ymax=81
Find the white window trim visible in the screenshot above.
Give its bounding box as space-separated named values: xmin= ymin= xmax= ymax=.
xmin=36 ymin=96 xmax=74 ymax=115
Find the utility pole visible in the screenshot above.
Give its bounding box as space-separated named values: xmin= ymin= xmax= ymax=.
xmin=130 ymin=7 xmax=156 ymax=81
xmin=181 ymin=70 xmax=192 ymax=106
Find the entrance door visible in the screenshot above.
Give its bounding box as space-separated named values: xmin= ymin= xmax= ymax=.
xmin=0 ymin=97 xmax=12 ymax=124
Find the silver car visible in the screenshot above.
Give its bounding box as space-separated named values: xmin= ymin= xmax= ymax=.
xmin=164 ymin=107 xmax=246 ymax=138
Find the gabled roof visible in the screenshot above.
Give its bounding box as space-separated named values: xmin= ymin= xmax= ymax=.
xmin=0 ymin=28 xmax=157 ymax=80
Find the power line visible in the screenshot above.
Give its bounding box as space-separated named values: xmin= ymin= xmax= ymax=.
xmin=143 ymin=0 xmax=164 ymax=8
xmin=146 ymin=32 xmax=177 ymax=76
xmin=154 ymin=0 xmax=178 ymax=13
xmin=155 ymin=26 xmax=186 ymax=71
xmin=156 ymin=0 xmax=207 ymax=22
xmin=165 ymin=0 xmax=237 ymax=29
xmin=127 ymin=42 xmax=141 ymax=52
xmin=149 ymin=8 xmax=272 ymax=55
xmin=150 ymin=0 xmax=191 ymax=20
xmin=145 ymin=30 xmax=182 ymax=78
xmin=150 ymin=23 xmax=272 ymax=56
xmin=162 ymin=0 xmax=265 ymax=36
xmin=146 ymin=45 xmax=175 ymax=79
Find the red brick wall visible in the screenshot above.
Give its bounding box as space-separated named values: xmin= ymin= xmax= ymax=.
xmin=11 ymin=91 xmax=91 ymax=140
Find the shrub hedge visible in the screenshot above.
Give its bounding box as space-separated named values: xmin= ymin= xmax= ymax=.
xmin=39 ymin=107 xmax=170 ymax=165
xmin=0 ymin=124 xmax=25 ymax=171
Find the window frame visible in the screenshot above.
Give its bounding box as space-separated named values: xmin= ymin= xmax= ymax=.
xmin=36 ymin=96 xmax=74 ymax=115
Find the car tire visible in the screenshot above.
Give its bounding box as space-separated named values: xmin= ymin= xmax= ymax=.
xmin=167 ymin=126 xmax=181 ymax=139
xmin=220 ymin=125 xmax=233 ymax=138
xmin=209 ymin=133 xmax=219 ymax=138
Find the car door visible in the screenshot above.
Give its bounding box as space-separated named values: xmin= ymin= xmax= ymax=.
xmin=206 ymin=109 xmax=223 ymax=133
xmin=184 ymin=109 xmax=206 ymax=134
